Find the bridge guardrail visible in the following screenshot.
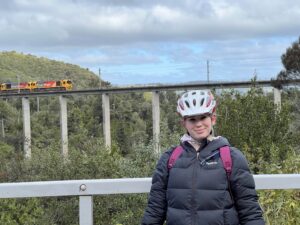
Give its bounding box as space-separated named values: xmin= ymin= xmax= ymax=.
xmin=0 ymin=174 xmax=299 ymax=224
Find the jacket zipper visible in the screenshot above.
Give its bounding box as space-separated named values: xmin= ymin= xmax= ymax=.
xmin=192 ymin=150 xmax=220 ymax=225
xmin=191 ymin=154 xmax=197 ymax=225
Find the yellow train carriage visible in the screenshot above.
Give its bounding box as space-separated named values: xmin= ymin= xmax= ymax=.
xmin=0 ymin=82 xmax=31 ymax=92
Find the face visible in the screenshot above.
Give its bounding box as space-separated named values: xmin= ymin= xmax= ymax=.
xmin=182 ymin=114 xmax=216 ymax=141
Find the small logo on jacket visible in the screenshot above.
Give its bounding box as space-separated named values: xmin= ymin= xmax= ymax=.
xmin=206 ymin=161 xmax=218 ymax=165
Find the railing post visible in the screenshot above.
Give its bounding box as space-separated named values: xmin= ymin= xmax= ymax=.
xmin=59 ymin=96 xmax=68 ymax=158
xmin=79 ymin=196 xmax=93 ymax=225
xmin=152 ymin=91 xmax=160 ymax=154
xmin=22 ymin=97 xmax=31 ymax=158
xmin=102 ymin=93 xmax=111 ymax=149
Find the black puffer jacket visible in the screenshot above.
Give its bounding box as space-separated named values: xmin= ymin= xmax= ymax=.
xmin=142 ymin=137 xmax=265 ymax=225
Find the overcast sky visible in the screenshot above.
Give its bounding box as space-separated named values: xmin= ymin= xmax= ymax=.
xmin=1 ymin=0 xmax=299 ymax=85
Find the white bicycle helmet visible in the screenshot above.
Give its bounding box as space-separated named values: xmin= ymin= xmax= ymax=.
xmin=177 ymin=90 xmax=216 ymax=117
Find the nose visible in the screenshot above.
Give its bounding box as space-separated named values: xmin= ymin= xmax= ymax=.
xmin=194 ymin=119 xmax=203 ymax=126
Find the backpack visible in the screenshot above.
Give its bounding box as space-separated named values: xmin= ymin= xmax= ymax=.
xmin=167 ymin=145 xmax=234 ymax=200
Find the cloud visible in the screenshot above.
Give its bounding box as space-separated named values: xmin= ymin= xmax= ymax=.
xmin=0 ymin=0 xmax=299 ymax=85
xmin=1 ymin=0 xmax=300 ymax=48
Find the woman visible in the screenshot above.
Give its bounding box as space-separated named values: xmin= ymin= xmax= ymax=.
xmin=142 ymin=90 xmax=265 ymax=225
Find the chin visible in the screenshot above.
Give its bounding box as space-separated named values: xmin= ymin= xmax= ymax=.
xmin=193 ymin=135 xmax=208 ymax=141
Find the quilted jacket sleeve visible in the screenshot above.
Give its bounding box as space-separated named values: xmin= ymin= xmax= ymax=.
xmin=230 ymin=148 xmax=265 ymax=225
xmin=141 ymin=151 xmax=170 ymax=225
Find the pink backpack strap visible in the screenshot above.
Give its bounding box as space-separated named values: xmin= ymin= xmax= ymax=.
xmin=220 ymin=145 xmax=234 ymax=202
xmin=168 ymin=146 xmax=184 ymax=170
xmin=220 ymin=146 xmax=232 ymax=176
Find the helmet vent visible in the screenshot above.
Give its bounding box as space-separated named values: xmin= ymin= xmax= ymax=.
xmin=206 ymin=97 xmax=211 ymax=107
xmin=179 ymin=101 xmax=185 ymax=110
xmin=200 ymin=98 xmax=204 ymax=106
xmin=193 ymin=99 xmax=196 ymax=106
xmin=185 ymin=100 xmax=190 ymax=108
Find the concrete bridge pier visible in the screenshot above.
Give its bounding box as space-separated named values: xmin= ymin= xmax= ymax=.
xmin=273 ymin=87 xmax=281 ymax=111
xmin=102 ymin=93 xmax=111 ymax=149
xmin=22 ymin=97 xmax=31 ymax=158
xmin=59 ymin=96 xmax=68 ymax=158
xmin=1 ymin=118 xmax=5 ymax=139
xmin=152 ymin=91 xmax=160 ymax=155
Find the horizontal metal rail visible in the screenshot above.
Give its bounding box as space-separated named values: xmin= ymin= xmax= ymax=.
xmin=0 ymin=174 xmax=299 ymax=198
xmin=0 ymin=174 xmax=299 ymax=225
xmin=0 ymin=178 xmax=151 ymax=198
xmin=1 ymin=79 xmax=300 ymax=98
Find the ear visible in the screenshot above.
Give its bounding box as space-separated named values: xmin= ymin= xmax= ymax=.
xmin=211 ymin=114 xmax=217 ymax=125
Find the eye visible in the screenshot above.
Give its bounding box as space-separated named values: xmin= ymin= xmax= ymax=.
xmin=188 ymin=118 xmax=196 ymax=122
xmin=199 ymin=114 xmax=210 ymax=120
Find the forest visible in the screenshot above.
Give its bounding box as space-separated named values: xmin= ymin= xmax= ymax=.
xmin=0 ymin=37 xmax=300 ymax=225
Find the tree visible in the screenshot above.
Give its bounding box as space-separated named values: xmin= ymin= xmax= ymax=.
xmin=281 ymin=36 xmax=300 ymax=73
xmin=215 ymin=87 xmax=296 ymax=173
xmin=274 ymin=37 xmax=300 ymax=88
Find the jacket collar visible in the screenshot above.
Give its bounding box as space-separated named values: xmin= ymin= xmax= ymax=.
xmin=180 ymin=133 xmax=208 ymax=152
xmin=180 ymin=134 xmax=231 ymax=157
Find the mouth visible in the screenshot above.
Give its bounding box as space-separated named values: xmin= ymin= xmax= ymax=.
xmin=195 ymin=129 xmax=205 ymax=133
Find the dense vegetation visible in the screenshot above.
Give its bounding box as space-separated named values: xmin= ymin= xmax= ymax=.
xmin=0 ymin=51 xmax=299 ymax=224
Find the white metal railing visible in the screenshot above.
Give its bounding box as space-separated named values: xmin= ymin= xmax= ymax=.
xmin=0 ymin=174 xmax=299 ymax=225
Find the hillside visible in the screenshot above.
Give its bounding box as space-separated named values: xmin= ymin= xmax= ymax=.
xmin=0 ymin=51 xmax=102 ymax=89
